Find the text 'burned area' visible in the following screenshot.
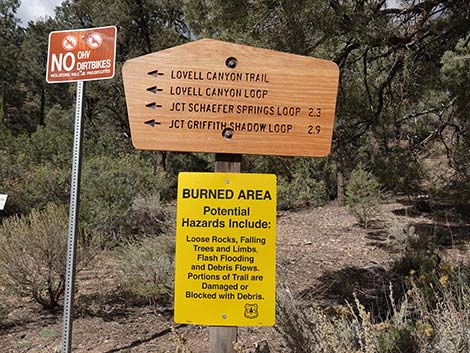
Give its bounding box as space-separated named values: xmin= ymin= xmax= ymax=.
xmin=182 ymin=188 xmax=272 ymax=200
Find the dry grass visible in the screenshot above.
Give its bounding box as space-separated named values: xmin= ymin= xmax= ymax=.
xmin=0 ymin=203 xmax=94 ymax=310
xmin=115 ymin=234 xmax=175 ymax=306
xmin=276 ymin=271 xmax=470 ymax=353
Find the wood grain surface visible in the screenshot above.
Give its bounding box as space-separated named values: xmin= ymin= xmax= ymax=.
xmin=123 ymin=39 xmax=339 ymax=157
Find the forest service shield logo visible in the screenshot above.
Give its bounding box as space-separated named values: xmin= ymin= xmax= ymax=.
xmin=244 ymin=304 xmax=259 ymax=319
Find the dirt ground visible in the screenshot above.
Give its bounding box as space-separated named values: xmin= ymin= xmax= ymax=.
xmin=1 ymin=199 xmax=469 ymax=353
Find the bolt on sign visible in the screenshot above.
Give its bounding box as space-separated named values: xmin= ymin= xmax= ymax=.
xmin=175 ymin=173 xmax=276 ymax=326
xmin=46 ymin=26 xmax=117 ymax=83
xmin=123 ymin=39 xmax=339 ymax=157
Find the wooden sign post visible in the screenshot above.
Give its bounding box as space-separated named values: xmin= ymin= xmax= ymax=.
xmin=123 ymin=39 xmax=339 ymax=353
xmin=213 ymin=153 xmax=240 ymax=353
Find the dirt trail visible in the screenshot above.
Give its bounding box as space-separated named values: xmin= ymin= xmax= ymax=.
xmin=1 ymin=201 xmax=468 ymax=352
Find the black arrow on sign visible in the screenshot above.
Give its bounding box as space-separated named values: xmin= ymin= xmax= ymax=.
xmin=147 ymin=70 xmax=164 ymax=77
xmin=145 ymin=102 xmax=162 ymax=109
xmin=146 ymin=86 xmax=163 ymax=94
xmin=144 ymin=119 xmax=161 ymax=127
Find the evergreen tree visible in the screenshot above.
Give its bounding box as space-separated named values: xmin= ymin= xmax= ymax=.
xmin=0 ymin=0 xmax=25 ymax=132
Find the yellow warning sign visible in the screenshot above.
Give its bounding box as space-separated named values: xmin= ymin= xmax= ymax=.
xmin=174 ymin=172 xmax=276 ymax=326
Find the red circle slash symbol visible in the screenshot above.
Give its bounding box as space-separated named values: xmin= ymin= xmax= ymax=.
xmin=86 ymin=32 xmax=103 ymax=49
xmin=62 ymin=35 xmax=78 ymax=51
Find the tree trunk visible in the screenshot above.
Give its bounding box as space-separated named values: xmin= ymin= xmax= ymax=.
xmin=39 ymin=88 xmax=46 ymax=126
xmin=337 ymin=169 xmax=345 ymax=206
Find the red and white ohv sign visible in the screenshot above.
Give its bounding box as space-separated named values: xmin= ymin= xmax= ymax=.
xmin=46 ymin=26 xmax=117 ymax=83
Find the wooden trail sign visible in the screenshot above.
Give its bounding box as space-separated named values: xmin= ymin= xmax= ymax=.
xmin=123 ymin=39 xmax=339 ymax=157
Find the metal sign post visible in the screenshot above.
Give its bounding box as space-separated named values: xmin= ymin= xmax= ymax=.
xmin=61 ymin=80 xmax=85 ymax=353
xmin=46 ymin=26 xmax=117 ymax=353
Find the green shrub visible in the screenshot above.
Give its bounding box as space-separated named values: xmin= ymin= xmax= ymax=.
xmin=246 ymin=156 xmax=337 ymax=201
xmin=4 ymin=162 xmax=70 ymax=214
xmin=80 ymin=154 xmax=172 ymax=240
xmin=276 ymin=261 xmax=470 ymax=353
xmin=84 ymin=131 xmax=133 ymax=159
xmin=166 ymin=152 xmax=212 ymax=175
xmin=0 ymin=115 xmax=73 ymax=215
xmin=25 ymin=125 xmax=73 ymax=167
xmin=345 ymin=164 xmax=381 ymax=227
xmin=0 ymin=128 xmax=21 ymax=183
xmin=391 ymin=226 xmax=446 ymax=306
xmin=430 ymin=274 xmax=470 ymax=352
xmin=128 ymin=194 xmax=175 ymax=236
xmin=0 ymin=203 xmax=92 ymax=310
xmin=408 ymin=269 xmax=470 ymax=353
xmin=378 ymin=324 xmax=417 ymax=353
xmin=372 ymin=147 xmax=422 ymax=196
xmin=1 ymin=111 xmax=72 ymax=180
xmin=276 ymin=288 xmax=389 ymax=353
xmin=277 ymin=176 xmax=327 ymax=210
xmin=446 ymin=140 xmax=470 ymax=204
xmin=244 ymin=155 xmax=292 ymax=177
xmin=116 ymin=234 xmax=175 ymax=306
